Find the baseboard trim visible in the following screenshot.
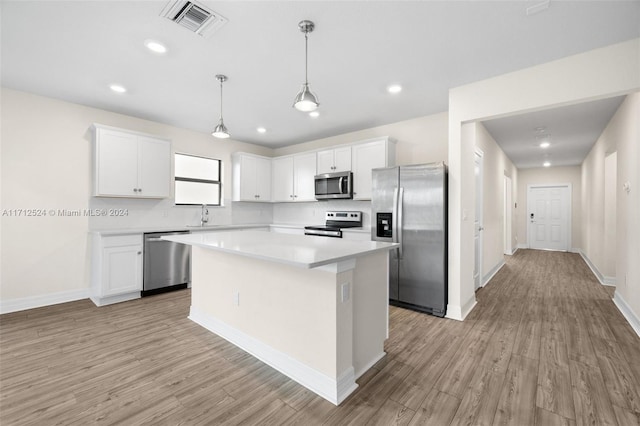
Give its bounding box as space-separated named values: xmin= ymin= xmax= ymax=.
xmin=517 ymin=243 xmax=528 ymax=250
xmin=189 ymin=306 xmax=357 ymax=406
xmin=0 ymin=288 xmax=90 ymax=314
xmin=578 ymin=250 xmax=616 ymax=287
xmin=482 ymin=260 xmax=505 ymax=287
xmin=446 ymin=296 xmax=477 ymax=321
xmin=354 ymin=351 xmax=386 ymax=380
xmin=612 ymin=291 xmax=640 ymax=338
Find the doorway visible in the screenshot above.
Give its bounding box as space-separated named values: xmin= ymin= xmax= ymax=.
xmin=527 ymin=184 xmax=571 ymax=251
xmin=474 ymin=149 xmax=484 ymax=290
xmin=504 ymin=175 xmax=513 ymax=255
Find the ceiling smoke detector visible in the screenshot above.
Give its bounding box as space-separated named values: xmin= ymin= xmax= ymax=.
xmin=160 ymin=1 xmax=227 ymax=38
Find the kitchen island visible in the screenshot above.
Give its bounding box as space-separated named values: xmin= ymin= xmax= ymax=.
xmin=162 ymin=230 xmax=397 ymax=405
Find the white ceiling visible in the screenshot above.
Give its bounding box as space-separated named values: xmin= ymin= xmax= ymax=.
xmin=1 ymin=1 xmax=638 ymax=149
xmin=482 ymin=96 xmax=626 ymax=169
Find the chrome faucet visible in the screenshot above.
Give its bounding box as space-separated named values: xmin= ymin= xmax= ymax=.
xmin=200 ymin=204 xmax=209 ymax=226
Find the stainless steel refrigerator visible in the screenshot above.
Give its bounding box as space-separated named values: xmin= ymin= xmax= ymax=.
xmin=371 ymin=163 xmax=447 ymax=317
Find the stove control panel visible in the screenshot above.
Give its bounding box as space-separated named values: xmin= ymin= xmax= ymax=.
xmin=325 ymin=211 xmax=361 ymax=222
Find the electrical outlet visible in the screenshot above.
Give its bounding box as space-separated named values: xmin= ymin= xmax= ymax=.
xmin=234 ymin=291 xmax=240 ymax=306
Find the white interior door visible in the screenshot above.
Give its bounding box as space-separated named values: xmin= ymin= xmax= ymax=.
xmin=474 ymin=150 xmax=483 ymax=290
xmin=504 ymin=175 xmax=513 ymax=255
xmin=528 ymin=185 xmax=571 ymax=251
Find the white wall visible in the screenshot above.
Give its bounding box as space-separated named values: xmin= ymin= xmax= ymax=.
xmin=517 ymin=166 xmax=582 ymax=250
xmin=447 ymin=38 xmax=640 ymax=321
xmin=582 ymin=92 xmax=640 ymax=327
xmin=0 ymin=88 xmax=272 ymax=306
xmin=271 ymin=112 xmax=449 ymax=226
xmin=274 ymin=112 xmax=448 ymax=165
xmin=614 ymin=93 xmax=640 ymax=327
xmin=474 ymin=122 xmax=518 ymax=282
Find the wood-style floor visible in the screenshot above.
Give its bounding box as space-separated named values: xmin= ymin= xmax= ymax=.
xmin=1 ymin=249 xmax=639 ymax=425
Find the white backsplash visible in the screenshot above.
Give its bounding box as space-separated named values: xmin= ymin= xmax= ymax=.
xmin=88 ymin=197 xmax=273 ymax=230
xmin=272 ymin=200 xmax=372 ymax=228
xmin=88 ymin=197 xmax=370 ymax=231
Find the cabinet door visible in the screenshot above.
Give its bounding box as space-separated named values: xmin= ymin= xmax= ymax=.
xmin=272 ymin=156 xmax=294 ymax=202
xmin=255 ymin=157 xmax=272 ymax=201
xmin=138 ymin=136 xmax=171 ymax=198
xmin=96 ymin=130 xmax=138 ymax=196
xmin=333 ymin=146 xmax=352 ymax=172
xmin=239 ymin=155 xmax=259 ymax=200
xmin=102 ymin=244 xmax=142 ymax=296
xmin=316 ymin=150 xmax=335 ymax=174
xmin=352 ymin=140 xmax=388 ymax=200
xmin=293 ymin=152 xmax=317 ymax=202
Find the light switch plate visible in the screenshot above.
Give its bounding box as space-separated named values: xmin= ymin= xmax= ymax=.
xmin=341 ymin=283 xmax=350 ymax=303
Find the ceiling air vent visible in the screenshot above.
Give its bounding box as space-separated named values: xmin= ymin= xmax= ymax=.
xmin=160 ymin=0 xmax=228 ymax=38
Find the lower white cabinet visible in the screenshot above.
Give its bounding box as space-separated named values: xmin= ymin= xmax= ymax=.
xmin=91 ymin=233 xmax=143 ymax=306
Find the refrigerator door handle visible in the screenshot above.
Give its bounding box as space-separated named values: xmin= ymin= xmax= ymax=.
xmin=392 ymin=187 xmax=399 ymax=246
xmin=397 ymin=187 xmax=404 ymax=259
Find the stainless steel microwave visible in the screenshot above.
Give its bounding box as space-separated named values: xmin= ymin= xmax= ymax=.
xmin=314 ymin=171 xmax=353 ymax=200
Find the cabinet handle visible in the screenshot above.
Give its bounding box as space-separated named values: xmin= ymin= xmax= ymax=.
xmin=290 ymin=195 xmax=294 ymax=198
xmin=133 ymin=188 xmax=138 ymax=192
xmin=137 ymin=251 xmax=142 ymax=255
xmin=138 ymin=188 xmax=142 ymax=192
xmin=294 ymin=195 xmax=298 ymax=198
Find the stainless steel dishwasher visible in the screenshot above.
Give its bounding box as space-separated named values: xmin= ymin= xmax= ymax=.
xmin=143 ymin=230 xmax=191 ymax=296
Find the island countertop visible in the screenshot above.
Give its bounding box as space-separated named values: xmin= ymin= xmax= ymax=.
xmin=162 ymin=230 xmax=397 ymax=269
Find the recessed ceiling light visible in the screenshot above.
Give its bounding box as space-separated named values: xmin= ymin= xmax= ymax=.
xmin=256 ymin=127 xmax=266 ymax=134
xmin=144 ymin=39 xmax=167 ymax=54
xmin=109 ymin=84 xmax=127 ymax=94
xmin=539 ymin=141 xmax=550 ymax=148
xmin=387 ymin=84 xmax=402 ymax=94
xmin=309 ymin=111 xmax=320 ymax=118
xmin=543 ymin=161 xmax=551 ymax=167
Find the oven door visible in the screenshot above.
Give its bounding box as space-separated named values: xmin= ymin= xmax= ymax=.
xmin=315 ymin=172 xmax=352 ymax=200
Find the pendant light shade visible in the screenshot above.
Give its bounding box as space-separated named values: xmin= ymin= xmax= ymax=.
xmin=212 ymin=74 xmax=230 ymax=139
xmin=293 ymin=20 xmax=319 ymax=112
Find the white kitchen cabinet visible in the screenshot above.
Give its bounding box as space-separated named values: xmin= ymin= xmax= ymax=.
xmin=91 ymin=233 xmax=143 ymax=306
xmin=93 ymin=124 xmax=171 ymax=198
xmin=316 ymin=146 xmax=352 ymax=174
xmin=351 ymin=137 xmax=396 ymax=200
xmin=232 ymin=153 xmax=272 ymax=202
xmin=272 ymin=152 xmax=317 ymax=202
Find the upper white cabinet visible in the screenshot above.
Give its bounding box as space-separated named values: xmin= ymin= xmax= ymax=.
xmin=232 ymin=153 xmax=272 ymax=202
xmin=93 ymin=124 xmax=171 ymax=198
xmin=352 ymin=137 xmax=396 ymax=200
xmin=272 ymin=152 xmax=317 ymax=202
xmin=316 ymin=146 xmax=352 ymax=174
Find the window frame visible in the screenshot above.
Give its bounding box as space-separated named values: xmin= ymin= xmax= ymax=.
xmin=174 ymin=152 xmax=222 ymax=206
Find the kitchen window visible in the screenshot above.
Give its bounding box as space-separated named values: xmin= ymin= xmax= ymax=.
xmin=174 ymin=153 xmax=222 ymax=206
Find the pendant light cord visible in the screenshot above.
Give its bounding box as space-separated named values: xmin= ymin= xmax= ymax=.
xmin=219 ymin=79 xmax=223 ymax=120
xmin=304 ymin=32 xmax=309 ymax=85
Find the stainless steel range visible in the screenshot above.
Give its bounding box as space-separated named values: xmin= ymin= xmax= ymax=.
xmin=304 ymin=211 xmax=363 ymax=238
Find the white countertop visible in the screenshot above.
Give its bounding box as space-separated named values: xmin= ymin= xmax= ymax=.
xmin=162 ymin=230 xmax=396 ymax=269
xmin=90 ymin=223 xmax=372 ymax=236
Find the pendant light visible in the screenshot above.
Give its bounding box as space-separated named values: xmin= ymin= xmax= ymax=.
xmin=212 ymin=74 xmax=230 ymax=139
xmin=293 ymin=20 xmax=319 ymax=112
